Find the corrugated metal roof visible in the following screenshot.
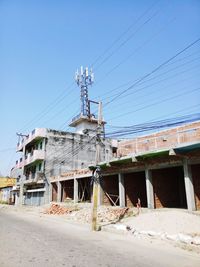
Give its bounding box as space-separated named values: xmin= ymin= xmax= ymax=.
xmin=0 ymin=178 xmax=16 ymax=188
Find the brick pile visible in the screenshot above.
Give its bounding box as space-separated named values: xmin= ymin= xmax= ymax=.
xmin=43 ymin=204 xmax=130 ymax=224
xmin=43 ymin=204 xmax=78 ymax=215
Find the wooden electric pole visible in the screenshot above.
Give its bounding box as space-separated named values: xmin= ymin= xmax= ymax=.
xmin=91 ymin=101 xmax=102 ymax=231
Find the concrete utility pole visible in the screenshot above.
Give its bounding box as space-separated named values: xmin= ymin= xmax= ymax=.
xmin=91 ymin=102 xmax=102 ymax=231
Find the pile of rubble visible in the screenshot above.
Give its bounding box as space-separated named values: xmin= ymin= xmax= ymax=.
xmin=68 ymin=206 xmax=129 ymax=224
xmin=43 ymin=204 xmax=130 ymax=224
xmin=43 ymin=204 xmax=78 ymax=215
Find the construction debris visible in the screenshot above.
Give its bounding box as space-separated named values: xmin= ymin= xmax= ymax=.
xmin=43 ymin=204 xmax=130 ymax=224
xmin=68 ymin=206 xmax=129 ymax=224
xmin=43 ymin=204 xmax=79 ymax=215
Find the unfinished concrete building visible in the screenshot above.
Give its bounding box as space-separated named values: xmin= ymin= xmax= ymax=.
xmin=51 ymin=121 xmax=200 ymax=212
xmin=11 ymin=66 xmax=117 ymax=206
xmin=12 ymin=126 xmax=114 ymax=206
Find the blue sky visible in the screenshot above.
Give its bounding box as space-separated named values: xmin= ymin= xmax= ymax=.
xmin=0 ymin=0 xmax=200 ymax=175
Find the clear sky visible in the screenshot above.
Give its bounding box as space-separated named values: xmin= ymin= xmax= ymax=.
xmin=0 ymin=0 xmax=200 ymax=176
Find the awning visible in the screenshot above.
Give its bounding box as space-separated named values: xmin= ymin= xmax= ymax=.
xmin=174 ymin=142 xmax=200 ymax=154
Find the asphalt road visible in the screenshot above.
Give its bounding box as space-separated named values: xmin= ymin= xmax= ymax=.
xmin=0 ymin=208 xmax=200 ymax=267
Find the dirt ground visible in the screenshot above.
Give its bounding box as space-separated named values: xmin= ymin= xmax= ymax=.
xmin=1 ymin=203 xmax=200 ymax=253
xmin=1 ymin=204 xmax=200 ymax=267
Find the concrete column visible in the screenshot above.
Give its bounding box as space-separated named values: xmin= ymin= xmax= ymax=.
xmin=57 ymin=181 xmax=62 ymax=202
xmin=44 ymin=182 xmax=50 ymax=204
xmin=19 ymin=182 xmax=24 ymax=206
xmin=49 ymin=183 xmax=53 ymax=202
xmin=74 ymin=178 xmax=79 ymax=204
xmin=183 ymin=159 xmax=196 ymax=211
xmin=145 ymin=168 xmax=154 ymax=209
xmin=118 ymin=173 xmax=125 ymax=207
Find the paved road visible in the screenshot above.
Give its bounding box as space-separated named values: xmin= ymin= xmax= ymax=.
xmin=0 ymin=208 xmax=199 ymax=267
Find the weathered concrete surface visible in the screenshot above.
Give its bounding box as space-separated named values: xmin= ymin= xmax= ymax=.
xmin=0 ymin=206 xmax=200 ymax=267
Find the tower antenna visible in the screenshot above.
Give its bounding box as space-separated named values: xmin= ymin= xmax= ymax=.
xmin=75 ymin=66 xmax=94 ymax=117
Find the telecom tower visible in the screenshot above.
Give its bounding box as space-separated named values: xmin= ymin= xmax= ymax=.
xmin=75 ymin=66 xmax=94 ymax=117
xmin=69 ymin=66 xmax=105 ymax=135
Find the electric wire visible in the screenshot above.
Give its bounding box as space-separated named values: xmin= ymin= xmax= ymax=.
xmin=108 ymin=86 xmax=200 ymax=122
xmin=90 ymin=0 xmax=160 ymax=68
xmin=103 ymin=38 xmax=200 ymax=108
xmin=106 ymin=113 xmax=200 ymax=138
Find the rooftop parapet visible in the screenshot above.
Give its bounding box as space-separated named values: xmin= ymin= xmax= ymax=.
xmin=117 ymin=121 xmax=200 ymax=157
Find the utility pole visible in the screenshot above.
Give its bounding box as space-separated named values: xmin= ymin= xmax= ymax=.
xmin=91 ymin=101 xmax=102 ymax=231
xmin=74 ymin=66 xmax=103 ymax=230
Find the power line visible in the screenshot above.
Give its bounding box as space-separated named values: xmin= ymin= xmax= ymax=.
xmin=104 ymin=38 xmax=200 ymax=107
xmin=19 ymin=82 xmax=76 ymax=132
xmin=93 ymin=10 xmax=159 ymax=71
xmin=108 ymin=86 xmax=200 ymax=121
xmin=94 ymin=16 xmax=176 ymax=88
xmin=104 ymin=67 xmax=200 ymax=113
xmin=90 ymin=0 xmax=160 ymax=68
xmin=101 ymin=58 xmax=200 ymax=105
xmin=15 ymin=2 xmax=161 ymax=136
xmin=106 ymin=113 xmax=200 ymax=138
xmin=107 ymin=103 xmax=200 ymax=129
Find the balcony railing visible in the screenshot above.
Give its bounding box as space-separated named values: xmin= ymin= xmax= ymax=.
xmin=16 ymin=128 xmax=47 ymax=151
xmin=24 ymin=172 xmax=45 ymax=184
xmin=24 ymin=150 xmax=45 ymax=166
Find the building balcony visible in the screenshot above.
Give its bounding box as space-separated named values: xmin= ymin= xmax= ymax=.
xmin=17 ymin=128 xmax=47 ymax=152
xmin=24 ymin=150 xmax=45 ymax=166
xmin=15 ymin=157 xmax=23 ymax=168
xmin=24 ymin=172 xmax=45 ymax=185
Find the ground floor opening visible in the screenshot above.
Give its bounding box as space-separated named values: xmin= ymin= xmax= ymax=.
xmin=78 ymin=177 xmax=91 ymax=202
xmin=24 ymin=189 xmax=45 ymax=206
xmin=124 ymin=171 xmax=147 ymax=208
xmin=102 ymin=175 xmax=119 ymax=206
xmin=61 ymin=180 xmax=74 ymax=202
xmin=152 ymin=166 xmax=187 ymax=209
xmin=191 ymin=164 xmax=200 ymax=210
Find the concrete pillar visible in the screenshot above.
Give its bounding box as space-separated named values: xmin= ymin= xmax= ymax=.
xmin=145 ymin=168 xmax=154 ymax=209
xmin=44 ymin=182 xmax=50 ymax=204
xmin=19 ymin=183 xmax=24 ymax=206
xmin=49 ymin=183 xmax=53 ymax=202
xmin=118 ymin=173 xmax=125 ymax=207
xmin=74 ymin=178 xmax=79 ymax=204
xmin=183 ymin=159 xmax=196 ymax=211
xmin=57 ymin=181 xmax=62 ymax=202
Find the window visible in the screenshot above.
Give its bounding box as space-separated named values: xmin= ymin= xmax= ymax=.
xmin=39 ymin=141 xmax=43 ymax=150
xmin=38 ymin=163 xmax=42 ymax=171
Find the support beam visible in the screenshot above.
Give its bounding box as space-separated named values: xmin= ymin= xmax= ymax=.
xmin=57 ymin=181 xmax=62 ymax=202
xmin=74 ymin=178 xmax=78 ymax=204
xmin=118 ymin=173 xmax=125 ymax=207
xmin=183 ymin=159 xmax=196 ymax=211
xmin=145 ymin=168 xmax=154 ymax=209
